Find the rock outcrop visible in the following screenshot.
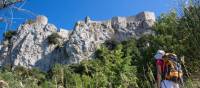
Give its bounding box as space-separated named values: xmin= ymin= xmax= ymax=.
xmin=0 ymin=11 xmax=155 ymax=71
xmin=0 ymin=16 xmax=70 ymax=71
xmin=65 ymin=11 xmax=155 ymax=63
xmin=0 ymin=80 xmax=8 ymax=88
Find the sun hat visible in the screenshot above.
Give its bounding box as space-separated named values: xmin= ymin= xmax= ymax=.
xmin=154 ymin=50 xmax=165 ymax=60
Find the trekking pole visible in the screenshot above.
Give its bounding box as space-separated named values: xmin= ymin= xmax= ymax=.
xmin=180 ymin=56 xmax=193 ymax=88
xmin=176 ymin=57 xmax=183 ymax=87
xmin=180 ymin=56 xmax=190 ymax=77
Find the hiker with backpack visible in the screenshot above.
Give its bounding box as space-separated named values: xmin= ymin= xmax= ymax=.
xmin=154 ymin=50 xmax=183 ymax=88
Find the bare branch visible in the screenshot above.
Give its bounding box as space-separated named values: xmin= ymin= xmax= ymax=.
xmin=12 ymin=6 xmax=37 ymax=16
xmin=0 ymin=0 xmax=24 ymax=9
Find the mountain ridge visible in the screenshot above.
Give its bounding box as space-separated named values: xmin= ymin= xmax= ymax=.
xmin=0 ymin=11 xmax=156 ymax=71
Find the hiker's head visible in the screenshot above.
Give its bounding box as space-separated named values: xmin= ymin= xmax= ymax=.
xmin=154 ymin=50 xmax=165 ymax=60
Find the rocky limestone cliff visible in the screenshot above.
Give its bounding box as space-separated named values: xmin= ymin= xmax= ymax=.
xmin=0 ymin=15 xmax=70 ymax=71
xmin=66 ymin=11 xmax=155 ymax=63
xmin=0 ymin=11 xmax=155 ymax=71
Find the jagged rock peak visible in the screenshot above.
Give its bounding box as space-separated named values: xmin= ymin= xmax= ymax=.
xmin=85 ymin=16 xmax=91 ymax=24
xmin=65 ymin=11 xmax=156 ymax=64
xmin=36 ymin=15 xmax=48 ymax=25
xmin=0 ymin=15 xmax=70 ymax=71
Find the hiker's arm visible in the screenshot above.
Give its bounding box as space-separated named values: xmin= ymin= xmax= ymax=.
xmin=156 ymin=64 xmax=162 ymax=88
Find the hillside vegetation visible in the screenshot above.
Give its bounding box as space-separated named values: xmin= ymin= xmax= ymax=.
xmin=0 ymin=1 xmax=200 ymax=88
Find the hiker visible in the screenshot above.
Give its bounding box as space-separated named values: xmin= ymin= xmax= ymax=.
xmin=154 ymin=50 xmax=183 ymax=88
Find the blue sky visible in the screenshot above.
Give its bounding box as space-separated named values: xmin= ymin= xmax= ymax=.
xmin=0 ymin=0 xmax=178 ymax=40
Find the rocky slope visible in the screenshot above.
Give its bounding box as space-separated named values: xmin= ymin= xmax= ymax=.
xmin=0 ymin=11 xmax=155 ymax=71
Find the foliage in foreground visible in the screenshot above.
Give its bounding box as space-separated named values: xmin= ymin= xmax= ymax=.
xmin=0 ymin=39 xmax=141 ymax=88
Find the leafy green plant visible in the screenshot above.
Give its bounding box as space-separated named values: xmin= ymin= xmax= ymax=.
xmin=3 ymin=30 xmax=16 ymax=40
xmin=47 ymin=33 xmax=61 ymax=45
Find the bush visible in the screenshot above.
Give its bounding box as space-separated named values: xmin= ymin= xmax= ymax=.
xmin=104 ymin=40 xmax=119 ymax=50
xmin=3 ymin=30 xmax=16 ymax=40
xmin=47 ymin=33 xmax=61 ymax=45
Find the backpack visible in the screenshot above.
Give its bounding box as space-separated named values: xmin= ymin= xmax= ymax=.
xmin=163 ymin=53 xmax=183 ymax=82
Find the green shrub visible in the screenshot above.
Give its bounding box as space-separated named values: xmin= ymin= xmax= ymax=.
xmin=3 ymin=30 xmax=16 ymax=40
xmin=104 ymin=40 xmax=119 ymax=50
xmin=47 ymin=33 xmax=61 ymax=45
